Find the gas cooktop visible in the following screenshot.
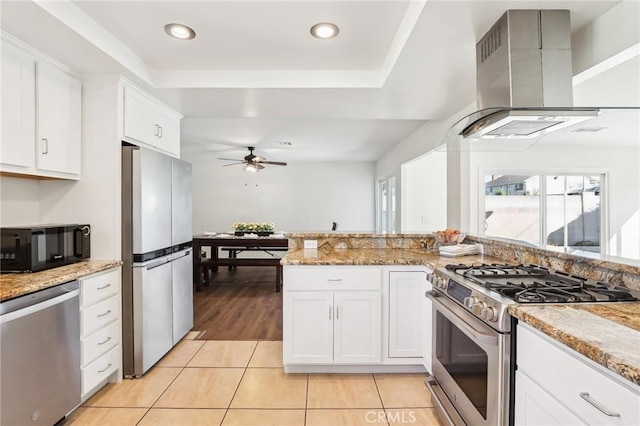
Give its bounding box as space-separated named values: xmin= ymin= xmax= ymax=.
xmin=444 ymin=263 xmax=638 ymax=304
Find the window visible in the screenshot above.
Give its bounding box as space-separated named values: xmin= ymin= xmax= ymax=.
xmin=483 ymin=174 xmax=603 ymax=253
xmin=377 ymin=175 xmax=396 ymax=233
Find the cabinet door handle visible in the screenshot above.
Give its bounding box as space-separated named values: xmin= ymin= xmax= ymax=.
xmin=154 ymin=124 xmax=160 ymax=136
xmin=41 ymin=138 xmax=48 ymax=154
xmin=98 ymin=363 xmax=113 ymax=374
xmin=336 ymin=305 xmax=340 ymax=320
xmin=158 ymin=126 xmax=163 ymax=138
xmin=97 ymin=310 xmax=112 ymax=318
xmin=329 ymin=306 xmax=332 ymax=320
xmin=97 ymin=336 xmax=112 ymax=346
xmin=97 ymin=284 xmax=111 ymax=290
xmin=579 ymin=392 xmax=621 ymax=417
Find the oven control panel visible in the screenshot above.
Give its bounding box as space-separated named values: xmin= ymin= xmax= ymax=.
xmin=429 ymin=272 xmax=501 ymax=324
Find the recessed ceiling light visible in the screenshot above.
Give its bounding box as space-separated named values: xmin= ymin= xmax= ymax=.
xmin=310 ymin=22 xmax=339 ymax=39
xmin=164 ymin=23 xmax=196 ymax=40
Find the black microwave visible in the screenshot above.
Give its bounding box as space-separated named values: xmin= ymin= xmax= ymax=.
xmin=0 ymin=224 xmax=91 ymax=273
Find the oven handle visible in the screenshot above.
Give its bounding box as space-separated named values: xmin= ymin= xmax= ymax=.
xmin=426 ymin=290 xmax=499 ymax=346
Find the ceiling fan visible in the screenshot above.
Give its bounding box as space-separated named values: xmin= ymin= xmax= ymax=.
xmin=218 ymin=146 xmax=287 ymax=172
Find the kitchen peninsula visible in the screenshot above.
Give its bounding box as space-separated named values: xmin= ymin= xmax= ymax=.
xmin=280 ymin=232 xmax=640 ymax=390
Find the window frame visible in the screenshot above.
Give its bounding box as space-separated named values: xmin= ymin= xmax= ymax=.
xmin=478 ymin=168 xmax=609 ymax=254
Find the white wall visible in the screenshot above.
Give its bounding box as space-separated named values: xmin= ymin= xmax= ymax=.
xmin=402 ymin=150 xmax=448 ymax=232
xmin=183 ymin=152 xmax=375 ymax=233
xmin=375 ymin=104 xmax=475 ymax=231
xmin=0 ymin=176 xmax=40 ymax=225
xmin=39 ymin=76 xmax=123 ymax=260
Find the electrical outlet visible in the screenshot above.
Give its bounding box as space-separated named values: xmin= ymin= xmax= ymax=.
xmin=303 ymin=240 xmax=318 ymax=249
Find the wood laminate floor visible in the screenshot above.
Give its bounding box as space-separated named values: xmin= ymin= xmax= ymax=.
xmin=193 ymin=266 xmax=283 ymax=341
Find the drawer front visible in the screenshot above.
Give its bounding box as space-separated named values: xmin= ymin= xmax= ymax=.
xmin=81 ymin=321 xmax=120 ymax=367
xmin=81 ymin=268 xmax=120 ymax=307
xmin=82 ymin=345 xmax=119 ymax=395
xmin=284 ymin=267 xmax=381 ymax=291
xmin=517 ymin=324 xmax=640 ymax=425
xmin=81 ymin=295 xmax=119 ymax=337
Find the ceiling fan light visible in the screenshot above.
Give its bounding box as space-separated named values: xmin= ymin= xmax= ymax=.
xmin=243 ymin=163 xmax=259 ymax=172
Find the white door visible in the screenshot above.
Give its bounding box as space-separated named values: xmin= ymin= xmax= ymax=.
xmin=283 ymin=291 xmax=333 ymax=364
xmin=123 ymin=85 xmax=156 ymax=146
xmin=36 ymin=61 xmax=81 ymax=174
xmin=1 ymin=43 xmax=35 ymax=168
xmin=138 ymin=260 xmax=173 ymax=374
xmin=515 ymin=371 xmax=585 ymax=425
xmin=171 ymin=250 xmax=193 ymax=344
xmin=389 ymin=271 xmax=428 ymax=358
xmin=377 ymin=176 xmax=396 ymax=233
xmin=171 ymin=158 xmax=193 ymax=246
xmin=333 ymin=291 xmax=382 ymax=364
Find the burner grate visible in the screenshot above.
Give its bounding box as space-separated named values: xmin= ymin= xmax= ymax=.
xmin=444 ymin=262 xmax=638 ymax=304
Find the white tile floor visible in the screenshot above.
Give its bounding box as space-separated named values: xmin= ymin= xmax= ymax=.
xmin=65 ymin=334 xmax=441 ymax=426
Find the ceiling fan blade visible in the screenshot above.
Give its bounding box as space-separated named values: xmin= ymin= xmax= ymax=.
xmin=222 ymin=162 xmax=245 ymax=167
xmin=260 ymin=160 xmax=287 ymax=166
xmin=218 ymin=157 xmax=244 ymax=161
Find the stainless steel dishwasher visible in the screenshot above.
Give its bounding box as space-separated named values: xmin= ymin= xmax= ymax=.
xmin=1 ymin=281 xmax=81 ymax=426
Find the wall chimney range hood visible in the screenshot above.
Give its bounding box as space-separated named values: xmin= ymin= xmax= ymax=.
xmin=460 ymin=10 xmax=599 ymax=140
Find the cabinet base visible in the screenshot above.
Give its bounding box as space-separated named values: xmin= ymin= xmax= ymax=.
xmin=284 ymin=364 xmax=428 ymax=374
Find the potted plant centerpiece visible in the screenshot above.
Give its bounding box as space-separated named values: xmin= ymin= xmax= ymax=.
xmin=232 ymin=222 xmax=275 ymax=236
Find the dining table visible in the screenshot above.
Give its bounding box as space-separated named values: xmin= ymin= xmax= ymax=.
xmin=192 ymin=234 xmax=289 ymax=292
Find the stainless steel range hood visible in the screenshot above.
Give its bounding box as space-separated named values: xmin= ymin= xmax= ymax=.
xmin=461 ymin=10 xmax=599 ymax=140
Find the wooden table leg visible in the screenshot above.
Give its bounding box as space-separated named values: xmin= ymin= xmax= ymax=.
xmin=276 ymin=264 xmax=283 ymax=292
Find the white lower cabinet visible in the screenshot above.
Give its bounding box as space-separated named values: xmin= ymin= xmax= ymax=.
xmin=388 ymin=271 xmax=429 ymax=358
xmin=283 ymin=266 xmax=382 ymax=365
xmin=283 ymin=265 xmax=431 ymax=372
xmin=284 ymin=290 xmax=382 ymax=364
xmin=515 ymin=323 xmax=640 ymax=425
xmin=79 ymin=267 xmax=122 ymax=399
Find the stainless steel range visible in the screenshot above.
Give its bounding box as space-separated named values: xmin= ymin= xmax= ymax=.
xmin=425 ymin=263 xmax=638 ymax=426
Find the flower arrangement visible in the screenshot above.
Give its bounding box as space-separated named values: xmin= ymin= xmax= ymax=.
xmin=232 ymin=222 xmax=275 ymax=233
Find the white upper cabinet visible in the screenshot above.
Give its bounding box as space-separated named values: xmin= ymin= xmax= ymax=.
xmin=1 ymin=42 xmax=35 ymax=169
xmin=1 ymin=36 xmax=81 ymax=179
xmin=122 ymin=83 xmax=182 ymax=158
xmin=36 ymin=61 xmax=82 ymax=175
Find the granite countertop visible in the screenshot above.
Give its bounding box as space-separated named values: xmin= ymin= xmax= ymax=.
xmin=509 ymin=304 xmax=640 ymax=386
xmin=0 ymin=260 xmax=122 ymax=302
xmin=281 ymin=247 xmax=502 ymax=268
xmin=282 ymin=246 xmax=639 ymax=386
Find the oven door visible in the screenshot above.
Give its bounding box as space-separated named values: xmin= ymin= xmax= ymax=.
xmin=426 ymin=290 xmax=510 ymax=426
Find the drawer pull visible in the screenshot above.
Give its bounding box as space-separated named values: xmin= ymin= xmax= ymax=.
xmin=98 ymin=363 xmax=113 ymax=374
xmin=97 ymin=310 xmax=112 ymax=318
xmin=579 ymin=392 xmax=621 ymax=417
xmin=97 ymin=284 xmax=112 ymax=290
xmin=327 ymin=278 xmax=342 ymax=282
xmin=97 ymin=336 xmax=112 ymax=346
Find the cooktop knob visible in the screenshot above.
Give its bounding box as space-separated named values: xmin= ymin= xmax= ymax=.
xmin=480 ymin=306 xmax=498 ymax=322
xmin=463 ymin=296 xmax=477 ymax=309
xmin=472 ymin=301 xmax=487 ymax=315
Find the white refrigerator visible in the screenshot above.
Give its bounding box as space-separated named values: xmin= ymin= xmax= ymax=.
xmin=122 ymin=145 xmax=193 ymax=377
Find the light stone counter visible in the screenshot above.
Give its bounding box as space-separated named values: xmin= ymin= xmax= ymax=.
xmin=509 ymin=304 xmax=640 ymax=386
xmin=1 ymin=260 xmax=122 ymax=302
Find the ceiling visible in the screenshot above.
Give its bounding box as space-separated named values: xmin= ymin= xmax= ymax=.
xmin=0 ymin=0 xmax=627 ymax=162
